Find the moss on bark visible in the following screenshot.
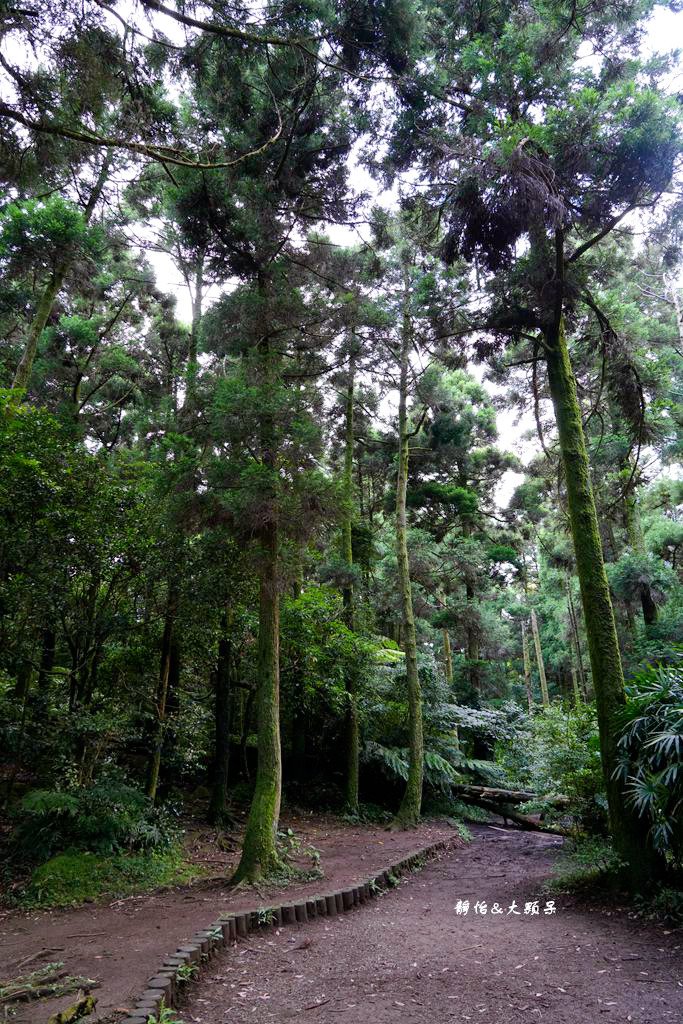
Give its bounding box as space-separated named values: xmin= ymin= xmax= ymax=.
xmin=544 ymin=317 xmax=662 ymax=876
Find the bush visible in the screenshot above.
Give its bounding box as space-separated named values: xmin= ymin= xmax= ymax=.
xmin=12 ymin=778 xmax=178 ymax=862
xmin=617 ymin=654 xmax=683 ymax=867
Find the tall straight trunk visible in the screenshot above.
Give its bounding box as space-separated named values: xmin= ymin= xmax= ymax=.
xmin=571 ymin=666 xmax=581 ymax=707
xmin=37 ymin=627 xmax=56 ymax=692
xmin=209 ymin=606 xmax=233 ymax=824
xmin=461 ymin=519 xmax=481 ymax=696
xmin=342 ymin=350 xmax=359 ymax=814
xmin=566 ymin=576 xmax=587 ymax=697
xmin=530 ymin=609 xmax=549 ymax=707
xmin=442 ymin=628 xmax=453 ymax=687
xmin=233 ymin=519 xmax=282 ymax=880
xmin=392 ymin=292 xmax=423 ymax=829
xmin=147 ymin=583 xmax=177 ymax=802
xmin=12 ymin=151 xmax=112 ymax=392
xmin=233 ymin=330 xmax=283 ymax=882
xmin=521 ymin=623 xmax=534 ymax=713
xmin=465 ymin=579 xmax=481 ymax=694
xmin=185 ymin=258 xmax=204 ymax=413
xmin=543 ymin=303 xmax=658 ymax=874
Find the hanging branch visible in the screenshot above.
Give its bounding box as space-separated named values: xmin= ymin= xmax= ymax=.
xmin=0 ymin=93 xmax=283 ymax=169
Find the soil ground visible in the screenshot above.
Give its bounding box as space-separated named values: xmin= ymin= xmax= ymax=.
xmin=181 ymin=825 xmax=682 ymax=1024
xmin=0 ymin=815 xmax=457 ymax=1023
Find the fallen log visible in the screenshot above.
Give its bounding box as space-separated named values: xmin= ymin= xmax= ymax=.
xmin=457 ymin=795 xmax=571 ymax=836
xmin=453 ymin=784 xmax=570 ymax=809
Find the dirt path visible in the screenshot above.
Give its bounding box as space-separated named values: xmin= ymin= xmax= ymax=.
xmin=0 ymin=817 xmax=456 ymax=1023
xmin=182 ymin=826 xmax=682 ymax=1024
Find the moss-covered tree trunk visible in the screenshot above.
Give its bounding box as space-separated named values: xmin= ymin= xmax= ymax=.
xmin=233 ymin=519 xmax=282 ymax=881
xmin=233 ymin=332 xmax=283 ymax=882
xmin=208 ymin=606 xmax=233 ymax=824
xmin=544 ymin=311 xmax=660 ymax=875
xmin=392 ymin=299 xmax=423 ymax=829
xmin=566 ymin=576 xmax=587 ymax=697
xmin=442 ymin=628 xmax=453 ymax=687
xmin=521 ymin=623 xmax=534 ymax=713
xmin=342 ymin=349 xmax=360 ymax=814
xmin=13 ymin=151 xmax=112 ymax=392
xmin=530 ymin=609 xmax=549 ymax=707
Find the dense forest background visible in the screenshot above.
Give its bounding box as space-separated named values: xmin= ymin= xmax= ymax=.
xmin=0 ymin=0 xmax=681 ymax=908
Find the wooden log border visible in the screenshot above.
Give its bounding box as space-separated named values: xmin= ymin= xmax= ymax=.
xmin=122 ymin=835 xmax=459 ymax=1024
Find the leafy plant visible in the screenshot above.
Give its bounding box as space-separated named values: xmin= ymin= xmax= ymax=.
xmin=12 ymin=778 xmax=179 ymax=862
xmin=616 ymin=654 xmax=683 ymax=865
xmin=146 ymin=999 xmax=184 ymax=1024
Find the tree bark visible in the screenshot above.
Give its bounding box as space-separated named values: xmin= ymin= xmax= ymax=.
xmin=392 ymin=283 xmax=424 ymax=829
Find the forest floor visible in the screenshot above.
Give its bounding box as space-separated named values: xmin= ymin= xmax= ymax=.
xmin=180 ymin=825 xmax=682 ymax=1024
xmin=0 ymin=813 xmax=457 ymax=1024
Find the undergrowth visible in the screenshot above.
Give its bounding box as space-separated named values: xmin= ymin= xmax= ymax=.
xmin=15 ymin=845 xmax=199 ymax=908
xmin=546 ymin=836 xmax=683 ymax=925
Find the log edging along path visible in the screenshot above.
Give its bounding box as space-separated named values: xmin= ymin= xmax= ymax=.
xmin=122 ymin=835 xmax=460 ymax=1024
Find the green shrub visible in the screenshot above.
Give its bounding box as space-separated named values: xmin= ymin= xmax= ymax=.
xmin=12 ymin=778 xmax=179 ymax=862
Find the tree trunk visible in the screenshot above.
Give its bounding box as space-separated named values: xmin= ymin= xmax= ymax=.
xmin=233 ymin=519 xmax=282 ymax=881
xmin=521 ymin=622 xmax=534 ymax=713
xmin=442 ymin=628 xmax=453 ymax=687
xmin=530 ymin=609 xmax=549 ymax=707
xmin=208 ymin=607 xmax=233 ymax=824
xmin=146 ymin=584 xmax=177 ymax=803
xmin=458 ymin=513 xmax=482 ymax=698
xmin=392 ymin=288 xmax=423 ymax=829
xmin=566 ymin=576 xmax=587 ymax=697
xmin=233 ymin=330 xmax=283 ymax=882
xmin=12 ymin=151 xmax=112 ymax=392
xmin=185 ymin=257 xmax=204 ymax=414
xmin=342 ymin=349 xmax=359 ymax=814
xmin=544 ymin=311 xmax=660 ymax=876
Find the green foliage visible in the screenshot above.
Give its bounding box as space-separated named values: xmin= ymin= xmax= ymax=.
xmin=144 ymin=998 xmax=185 ymax=1024
xmin=497 ymin=704 xmax=606 ymax=832
xmin=608 ymin=552 xmax=676 ymax=609
xmin=0 ymin=197 xmax=98 ymax=272
xmin=617 ymin=655 xmax=683 ymax=864
xmin=12 ymin=779 xmax=179 ymax=862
